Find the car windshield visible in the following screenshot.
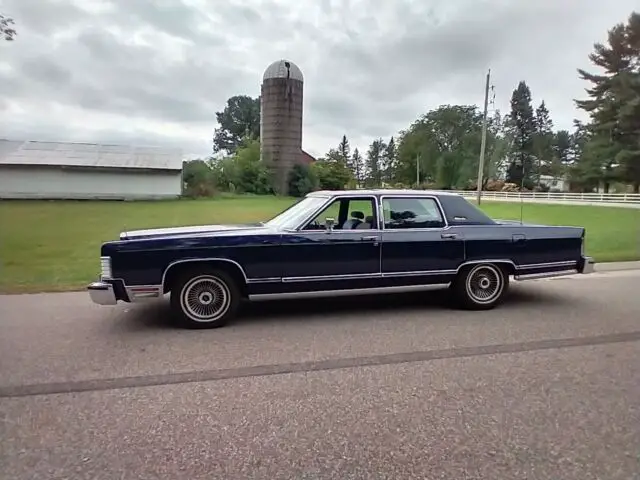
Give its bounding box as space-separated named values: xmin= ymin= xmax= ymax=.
xmin=263 ymin=195 xmax=329 ymax=229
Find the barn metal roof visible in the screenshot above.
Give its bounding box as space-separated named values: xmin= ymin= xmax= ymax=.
xmin=0 ymin=140 xmax=184 ymax=171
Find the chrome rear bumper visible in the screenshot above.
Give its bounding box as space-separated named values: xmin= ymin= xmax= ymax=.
xmin=87 ymin=281 xmax=117 ymax=305
xmin=580 ymin=256 xmax=595 ymax=274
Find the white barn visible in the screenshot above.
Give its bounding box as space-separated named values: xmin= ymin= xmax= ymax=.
xmin=0 ymin=140 xmax=184 ymax=200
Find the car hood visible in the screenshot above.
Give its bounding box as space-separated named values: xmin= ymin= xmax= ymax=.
xmin=119 ymin=223 xmax=268 ymax=240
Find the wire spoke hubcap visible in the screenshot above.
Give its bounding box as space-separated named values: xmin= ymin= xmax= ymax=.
xmin=181 ymin=275 xmax=231 ymax=322
xmin=466 ymin=265 xmax=502 ymax=304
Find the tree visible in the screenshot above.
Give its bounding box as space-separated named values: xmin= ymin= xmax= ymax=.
xmin=1 ymin=14 xmax=16 ymax=41
xmin=210 ymin=138 xmax=272 ymax=194
xmin=288 ymin=164 xmax=318 ymax=197
xmin=313 ymin=148 xmax=353 ymax=190
xmin=213 ymin=95 xmax=260 ymax=154
xmin=365 ymin=139 xmax=386 ymax=187
xmin=382 ymin=137 xmax=397 ymax=184
xmin=337 ymin=135 xmax=350 ymax=164
xmin=553 ymin=130 xmax=572 ymax=168
xmin=394 ymin=105 xmax=487 ymax=189
xmin=507 ymin=81 xmax=536 ymax=188
xmin=575 ymin=11 xmax=640 ymax=192
xmin=484 ymin=110 xmax=513 ymax=186
xmin=182 ymin=159 xmax=216 ymax=197
xmin=350 ymin=148 xmax=365 ymax=187
xmin=533 ymin=101 xmax=555 ymax=182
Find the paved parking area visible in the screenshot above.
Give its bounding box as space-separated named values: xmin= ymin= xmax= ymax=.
xmin=1 ymin=270 xmax=639 ymax=479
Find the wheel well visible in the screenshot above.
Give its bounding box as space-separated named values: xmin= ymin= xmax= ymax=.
xmin=493 ymin=262 xmax=515 ymax=276
xmin=459 ymin=261 xmax=515 ymax=277
xmin=162 ymin=260 xmax=248 ymax=297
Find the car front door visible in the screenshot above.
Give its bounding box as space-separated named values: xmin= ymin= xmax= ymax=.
xmin=278 ymin=196 xmax=382 ymax=285
xmin=379 ymin=195 xmax=465 ymax=285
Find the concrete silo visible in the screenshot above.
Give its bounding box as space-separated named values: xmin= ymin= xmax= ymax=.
xmin=260 ymin=59 xmax=304 ymax=195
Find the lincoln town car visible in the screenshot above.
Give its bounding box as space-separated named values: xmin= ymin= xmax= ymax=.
xmin=88 ymin=190 xmax=595 ymax=328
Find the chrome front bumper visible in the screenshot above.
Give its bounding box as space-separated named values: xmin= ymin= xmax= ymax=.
xmin=87 ymin=281 xmax=117 ymax=305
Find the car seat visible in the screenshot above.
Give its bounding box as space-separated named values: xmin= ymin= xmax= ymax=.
xmin=342 ymin=211 xmax=364 ymax=229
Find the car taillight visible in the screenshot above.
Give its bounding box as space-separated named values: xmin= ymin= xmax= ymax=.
xmin=581 ymin=230 xmax=586 ymax=255
xmin=100 ymin=256 xmax=112 ymax=279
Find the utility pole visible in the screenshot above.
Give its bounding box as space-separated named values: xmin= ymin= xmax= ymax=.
xmin=476 ymin=69 xmax=491 ymax=205
xmin=416 ymin=153 xmax=420 ymax=187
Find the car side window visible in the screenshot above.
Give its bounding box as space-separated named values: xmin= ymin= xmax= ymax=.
xmin=382 ymin=197 xmax=446 ymax=229
xmin=302 ymin=197 xmax=377 ymax=230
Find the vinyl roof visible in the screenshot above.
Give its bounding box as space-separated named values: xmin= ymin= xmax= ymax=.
xmin=309 ymin=189 xmax=461 ymax=197
xmin=0 ymin=140 xmax=184 ymax=171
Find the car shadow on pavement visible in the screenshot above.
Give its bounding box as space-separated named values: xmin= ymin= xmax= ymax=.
xmin=119 ymin=283 xmax=572 ymax=331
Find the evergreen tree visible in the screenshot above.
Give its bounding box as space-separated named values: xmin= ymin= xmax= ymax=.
xmin=315 ymin=148 xmax=353 ymax=190
xmin=337 ymin=135 xmax=350 ymax=165
xmin=507 ymin=81 xmax=536 ymax=188
xmin=382 ymin=137 xmax=397 ymax=184
xmin=553 ymin=130 xmax=572 ymax=177
xmin=575 ymin=11 xmax=640 ymax=192
xmin=1 ymin=13 xmax=16 ymax=41
xmin=351 ymin=148 xmax=365 ymax=187
xmin=533 ymin=101 xmax=555 ymax=182
xmin=365 ymin=139 xmax=385 ymax=187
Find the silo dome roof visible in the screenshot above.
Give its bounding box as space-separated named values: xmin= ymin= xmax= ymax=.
xmin=262 ymin=59 xmax=304 ymax=82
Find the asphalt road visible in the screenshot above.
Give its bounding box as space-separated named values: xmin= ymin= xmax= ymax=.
xmin=1 ymin=270 xmax=639 ymax=480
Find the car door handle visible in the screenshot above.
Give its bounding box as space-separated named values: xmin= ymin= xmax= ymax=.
xmin=441 ymin=233 xmax=458 ymax=239
xmin=361 ymin=235 xmax=379 ymax=241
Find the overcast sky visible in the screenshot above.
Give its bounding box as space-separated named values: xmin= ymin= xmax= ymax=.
xmin=0 ymin=0 xmax=637 ymax=159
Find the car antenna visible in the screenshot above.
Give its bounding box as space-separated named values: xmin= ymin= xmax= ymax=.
xmin=519 ymin=158 xmax=526 ymax=225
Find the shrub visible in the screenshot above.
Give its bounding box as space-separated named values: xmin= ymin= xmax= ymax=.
xmin=288 ymin=163 xmax=319 ymax=197
xmin=182 ymin=159 xmax=216 ymax=198
xmin=312 ymin=160 xmax=352 ymax=190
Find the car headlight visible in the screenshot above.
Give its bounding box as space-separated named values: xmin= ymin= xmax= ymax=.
xmin=100 ymin=256 xmax=113 ymax=279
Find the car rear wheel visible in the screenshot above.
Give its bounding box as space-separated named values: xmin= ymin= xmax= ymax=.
xmin=451 ymin=263 xmax=509 ymax=310
xmin=170 ymin=268 xmax=240 ymax=328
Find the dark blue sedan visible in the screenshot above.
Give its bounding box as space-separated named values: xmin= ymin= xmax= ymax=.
xmin=88 ymin=190 xmax=595 ymax=328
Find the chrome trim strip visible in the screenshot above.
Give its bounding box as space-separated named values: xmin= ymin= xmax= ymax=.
xmin=517 ymin=260 xmax=577 ymax=270
xmin=456 ymin=259 xmax=516 ymax=270
xmin=382 ymin=269 xmax=456 ymax=278
xmin=272 ymin=260 xmax=580 ymax=284
xmin=161 ymin=257 xmax=249 ymax=288
xmin=281 ymin=269 xmax=458 ymax=283
xmin=514 ymin=269 xmax=579 ymax=281
xmin=125 ymin=284 xmax=163 ymax=302
xmin=282 ymin=272 xmax=381 ymax=283
xmin=248 ymin=283 xmax=450 ymax=301
xmin=246 ymin=277 xmax=281 ymax=284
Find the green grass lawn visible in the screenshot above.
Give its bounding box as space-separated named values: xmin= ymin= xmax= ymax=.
xmin=0 ymin=196 xmax=638 ymax=293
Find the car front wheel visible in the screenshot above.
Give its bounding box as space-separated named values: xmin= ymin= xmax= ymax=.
xmin=170 ymin=268 xmax=240 ymax=328
xmin=452 ymin=263 xmax=509 ymax=310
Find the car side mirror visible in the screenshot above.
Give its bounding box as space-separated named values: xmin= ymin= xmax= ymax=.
xmin=325 ymin=217 xmax=335 ymax=232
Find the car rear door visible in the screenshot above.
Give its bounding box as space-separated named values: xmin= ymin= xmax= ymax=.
xmin=379 ymin=195 xmax=464 ymax=284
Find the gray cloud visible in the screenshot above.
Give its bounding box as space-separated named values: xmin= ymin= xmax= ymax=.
xmin=1 ymin=0 xmax=638 ymax=158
